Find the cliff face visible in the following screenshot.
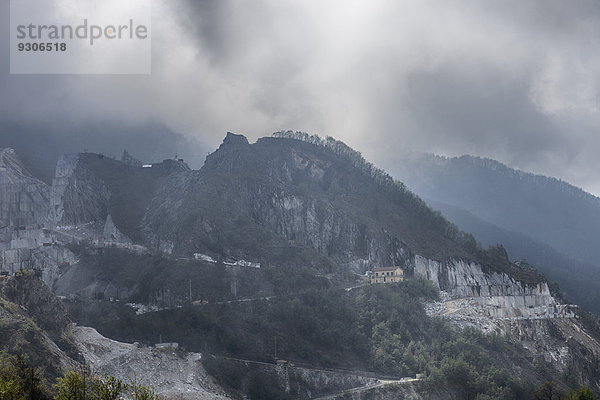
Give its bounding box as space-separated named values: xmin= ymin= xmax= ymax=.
xmin=50 ymin=154 xmax=110 ymax=227
xmin=0 ymin=148 xmax=50 ymax=229
xmin=415 ymin=255 xmax=567 ymax=320
xmin=50 ymin=153 xmax=189 ymax=242
xmin=0 ymin=149 xmax=77 ymax=284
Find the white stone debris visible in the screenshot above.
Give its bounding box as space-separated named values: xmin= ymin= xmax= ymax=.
xmin=193 ymin=253 xmax=217 ymax=263
xmin=72 ymin=326 xmax=229 ymax=400
xmin=223 ymin=259 xmax=261 ymax=268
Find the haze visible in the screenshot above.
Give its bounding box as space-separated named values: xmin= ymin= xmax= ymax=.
xmin=2 ymin=0 xmax=600 ymax=195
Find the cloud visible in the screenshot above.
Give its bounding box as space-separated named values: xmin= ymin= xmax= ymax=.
xmin=1 ymin=0 xmax=600 ymax=195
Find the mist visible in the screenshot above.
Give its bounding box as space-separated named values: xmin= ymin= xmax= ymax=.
xmin=2 ymin=0 xmax=600 ymax=195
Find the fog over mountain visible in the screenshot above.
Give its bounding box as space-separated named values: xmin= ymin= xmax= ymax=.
xmin=2 ymin=0 xmax=600 ymax=196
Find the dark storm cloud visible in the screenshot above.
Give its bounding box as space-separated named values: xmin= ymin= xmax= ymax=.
xmin=2 ymin=0 xmax=600 ymax=195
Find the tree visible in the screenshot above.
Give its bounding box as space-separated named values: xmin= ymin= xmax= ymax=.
xmin=566 ymin=387 xmax=595 ymax=400
xmin=54 ymin=370 xmax=89 ymax=400
xmin=0 ymin=354 xmax=49 ymax=400
xmin=93 ymin=375 xmax=129 ymax=400
xmin=533 ymin=381 xmax=564 ymax=400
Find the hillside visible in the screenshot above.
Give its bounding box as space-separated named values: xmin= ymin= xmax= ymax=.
xmin=0 ymin=271 xmax=81 ymax=383
xmin=51 ymin=152 xmax=189 ymax=242
xmin=140 ymin=132 xmax=518 ymax=276
xmin=388 ymin=153 xmax=600 ymax=266
xmin=3 ymin=137 xmax=600 ymax=398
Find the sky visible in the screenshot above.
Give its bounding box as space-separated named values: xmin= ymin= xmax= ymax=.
xmin=2 ymin=0 xmax=600 ymax=195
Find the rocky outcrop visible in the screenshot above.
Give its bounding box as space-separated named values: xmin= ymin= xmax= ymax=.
xmin=103 ymin=214 xmax=131 ymax=243
xmin=0 ymin=148 xmax=50 ymax=229
xmin=50 ymin=154 xmax=110 ymax=227
xmin=1 ymin=270 xmax=72 ymax=334
xmin=415 ymin=255 xmax=570 ymax=320
xmin=0 ymin=149 xmax=77 ymax=282
xmin=0 ymin=245 xmax=76 ymax=283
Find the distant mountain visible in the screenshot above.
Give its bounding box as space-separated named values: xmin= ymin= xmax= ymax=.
xmin=388 ymin=153 xmax=600 ymax=265
xmin=388 ymin=153 xmax=600 ymax=312
xmin=0 ymin=120 xmax=206 ymax=184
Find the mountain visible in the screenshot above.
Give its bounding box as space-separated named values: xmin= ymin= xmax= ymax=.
xmin=3 ymin=135 xmax=600 ymax=398
xmin=141 ymin=131 xmax=481 ymax=271
xmin=388 ymin=153 xmax=600 ymax=314
xmin=388 ymin=153 xmax=600 ymax=266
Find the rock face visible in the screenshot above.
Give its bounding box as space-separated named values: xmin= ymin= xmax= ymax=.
xmin=0 ymin=148 xmax=77 ymax=281
xmin=50 ymin=154 xmax=110 ymax=227
xmin=103 ymin=214 xmax=131 ymax=243
xmin=0 ymin=148 xmax=50 ymax=229
xmin=414 ymin=255 xmax=568 ymax=320
xmin=50 ymin=152 xmax=189 ymax=242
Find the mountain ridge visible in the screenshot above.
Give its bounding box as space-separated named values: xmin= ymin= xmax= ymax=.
xmin=2 ymin=134 xmax=600 ymax=398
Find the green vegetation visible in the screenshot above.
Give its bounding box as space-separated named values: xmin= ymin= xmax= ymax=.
xmin=65 ymin=245 xmax=332 ymax=308
xmin=0 ymin=354 xmax=50 ymax=400
xmin=0 ymin=355 xmax=161 ymax=400
xmin=0 ymin=299 xmax=65 ymax=383
xmin=533 ymin=382 xmax=595 ymax=400
xmin=75 ymin=278 xmax=558 ymax=399
xmin=54 ymin=370 xmax=161 ymax=400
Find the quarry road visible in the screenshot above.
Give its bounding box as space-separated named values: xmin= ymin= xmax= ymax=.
xmin=312 ymin=377 xmax=420 ymax=400
xmin=197 ymin=283 xmax=367 ymax=306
